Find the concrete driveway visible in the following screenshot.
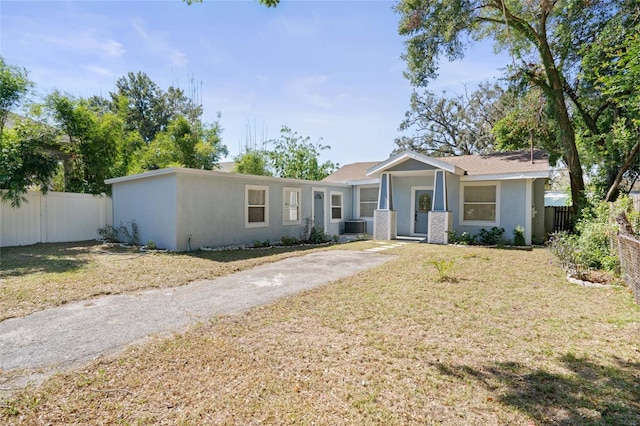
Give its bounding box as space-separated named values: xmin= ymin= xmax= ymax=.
xmin=0 ymin=250 xmax=393 ymax=392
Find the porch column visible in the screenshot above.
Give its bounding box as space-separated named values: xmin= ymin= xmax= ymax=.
xmin=373 ymin=173 xmax=397 ymax=240
xmin=428 ymin=170 xmax=452 ymax=244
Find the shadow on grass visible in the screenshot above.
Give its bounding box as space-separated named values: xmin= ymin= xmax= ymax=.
xmin=0 ymin=241 xmax=98 ymax=277
xmin=433 ymin=354 xmax=640 ymax=425
xmin=187 ymin=243 xmax=331 ymax=263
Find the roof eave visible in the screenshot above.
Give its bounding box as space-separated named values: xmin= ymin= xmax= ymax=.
xmin=365 ymin=150 xmax=464 ymax=176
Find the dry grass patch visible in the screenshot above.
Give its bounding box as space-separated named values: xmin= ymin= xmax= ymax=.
xmin=2 ymin=245 xmax=640 ymax=425
xmin=0 ymin=240 xmax=374 ymax=321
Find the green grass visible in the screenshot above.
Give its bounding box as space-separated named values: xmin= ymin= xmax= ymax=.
xmin=2 ymin=243 xmax=640 ymax=425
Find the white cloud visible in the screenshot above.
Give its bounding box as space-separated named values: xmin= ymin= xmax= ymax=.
xmin=83 ymin=65 xmax=114 ymax=77
xmin=45 ymin=35 xmax=125 ymax=58
xmin=287 ymin=74 xmax=334 ymax=109
xmin=129 ymin=19 xmax=189 ymax=68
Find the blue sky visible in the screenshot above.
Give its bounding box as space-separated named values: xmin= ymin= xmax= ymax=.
xmin=1 ymin=0 xmax=509 ymax=166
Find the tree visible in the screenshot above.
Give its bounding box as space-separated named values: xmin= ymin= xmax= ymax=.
xmin=394 ymin=0 xmax=632 ymax=212
xmin=233 ymin=149 xmax=272 ymax=176
xmin=45 ymin=92 xmax=123 ymax=194
xmin=110 ymin=71 xmax=200 ymax=144
xmin=268 ymin=126 xmax=338 ymax=181
xmin=580 ymin=17 xmax=640 ymax=201
xmin=133 ymin=115 xmax=227 ymax=172
xmin=0 ymin=57 xmax=32 ymax=137
xmin=396 ymin=82 xmax=506 ymax=156
xmin=0 ymin=119 xmax=58 ymax=207
xmin=0 ymin=58 xmax=57 ymax=206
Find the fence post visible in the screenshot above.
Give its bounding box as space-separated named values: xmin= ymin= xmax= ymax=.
xmin=40 ymin=192 xmax=48 ymax=244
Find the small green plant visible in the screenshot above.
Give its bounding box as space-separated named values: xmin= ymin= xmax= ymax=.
xmin=308 ymin=226 xmax=329 ymax=244
xmin=478 ymin=227 xmax=505 ymax=245
xmin=146 ymin=240 xmax=158 ymax=250
xmin=97 ymin=225 xmax=118 ymax=243
xmin=252 ymin=240 xmax=263 ymax=248
xmin=447 ymin=230 xmax=475 ymax=245
xmin=513 ymin=226 xmax=526 ymax=246
xmin=262 ymin=239 xmax=271 ymax=247
xmin=332 ymin=234 xmax=340 ymax=243
xmin=117 ymin=220 xmax=140 ymax=246
xmin=280 ymin=235 xmax=300 ymax=246
xmin=425 ymin=259 xmax=455 ymax=282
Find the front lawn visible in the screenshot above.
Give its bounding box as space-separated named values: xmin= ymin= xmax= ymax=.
xmin=2 ymin=244 xmax=639 ymax=424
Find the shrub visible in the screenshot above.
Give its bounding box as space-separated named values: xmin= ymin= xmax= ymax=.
xmin=97 ymin=225 xmax=118 ymax=243
xmin=280 ymin=236 xmax=300 ymax=246
xmin=478 ymin=227 xmax=505 ymax=245
xmin=308 ymin=227 xmax=329 ymax=244
xmin=548 ymin=231 xmax=587 ymax=279
xmin=513 ymin=226 xmax=526 ymax=246
xmin=117 ymin=221 xmax=140 ymax=246
xmin=146 ymin=240 xmax=158 ymax=250
xmin=448 ymin=230 xmax=475 ymax=245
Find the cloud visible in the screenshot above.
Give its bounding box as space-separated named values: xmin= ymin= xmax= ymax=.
xmin=45 ymin=35 xmax=125 ymax=58
xmin=130 ymin=19 xmax=189 ymax=68
xmin=287 ymin=74 xmax=334 ymax=109
xmin=83 ymin=65 xmax=114 ymax=77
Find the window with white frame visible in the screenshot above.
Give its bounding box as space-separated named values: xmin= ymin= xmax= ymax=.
xmin=245 ymin=185 xmax=269 ymax=228
xmin=358 ymin=186 xmax=378 ymax=218
xmin=283 ymin=187 xmax=301 ymax=225
xmin=460 ymin=182 xmax=500 ymax=225
xmin=330 ymin=192 xmax=343 ymax=222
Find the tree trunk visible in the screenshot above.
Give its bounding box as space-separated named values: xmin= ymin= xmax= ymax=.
xmin=537 ymin=28 xmax=585 ymax=214
xmin=604 ymin=140 xmax=640 ymax=202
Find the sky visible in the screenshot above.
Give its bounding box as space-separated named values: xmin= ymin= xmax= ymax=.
xmin=0 ymin=0 xmax=510 ymax=166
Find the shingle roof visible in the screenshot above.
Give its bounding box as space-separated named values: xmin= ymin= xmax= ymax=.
xmin=322 ymin=150 xmax=549 ymax=182
xmin=322 ymin=161 xmax=381 ymax=183
xmin=437 ymin=150 xmax=549 ymax=176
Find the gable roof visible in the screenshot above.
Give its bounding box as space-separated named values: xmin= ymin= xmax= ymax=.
xmin=323 ymin=150 xmax=549 ymax=183
xmin=367 ymin=150 xmax=465 ymax=176
xmin=322 ymin=162 xmax=381 ymax=183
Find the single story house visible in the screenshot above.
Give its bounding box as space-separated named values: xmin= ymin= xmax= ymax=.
xmin=105 ymin=149 xmax=549 ymax=250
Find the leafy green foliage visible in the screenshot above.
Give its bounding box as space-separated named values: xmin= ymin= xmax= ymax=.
xmin=268 ymin=126 xmax=338 ymax=181
xmin=512 ymin=226 xmax=526 ymax=246
xmin=478 ymin=227 xmax=505 ymax=246
xmin=447 ymin=230 xmax=475 ymax=245
xmin=0 ymin=121 xmax=58 ymax=207
xmin=0 ymin=57 xmax=32 ymax=136
xmin=425 ymin=259 xmax=455 ymax=282
xmin=233 ymin=149 xmax=272 ymax=176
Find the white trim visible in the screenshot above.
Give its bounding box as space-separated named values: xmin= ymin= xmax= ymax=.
xmin=345 ymin=178 xmax=379 ymax=186
xmin=460 ymin=170 xmax=548 ymax=181
xmin=357 ymin=185 xmax=379 ymax=219
xmin=525 ymin=179 xmax=533 ymax=245
xmin=459 ymin=181 xmax=501 ymax=226
xmin=245 ymin=185 xmax=269 ymax=228
xmin=410 ymin=186 xmax=433 ymax=236
xmin=282 ymin=187 xmax=301 ymax=226
xmin=330 ymin=191 xmax=343 ymax=223
xmin=366 ymin=150 xmax=463 ymax=176
xmin=106 ymin=166 xmax=349 ymax=187
xmin=312 ymin=187 xmax=327 ymax=231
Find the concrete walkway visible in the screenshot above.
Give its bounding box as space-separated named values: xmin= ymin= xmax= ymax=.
xmin=0 ymin=250 xmax=393 ymax=391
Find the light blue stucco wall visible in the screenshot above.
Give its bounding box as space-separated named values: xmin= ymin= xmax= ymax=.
xmin=532 ymin=178 xmax=546 ymax=243
xmin=111 ymin=173 xmax=178 ymax=250
xmin=452 ymin=179 xmax=529 ymax=243
xmin=110 ymin=170 xmax=350 ymax=251
xmin=392 ymin=175 xmax=435 ymax=235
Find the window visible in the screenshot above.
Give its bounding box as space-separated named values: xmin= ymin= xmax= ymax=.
xmin=330 ymin=192 xmax=343 ymax=222
xmin=460 ymin=183 xmax=500 ymax=225
xmin=359 ymin=187 xmax=378 ymax=218
xmin=283 ymin=187 xmax=301 ymax=225
xmin=418 ymin=193 xmax=432 ymax=213
xmin=245 ymin=185 xmax=269 ymax=228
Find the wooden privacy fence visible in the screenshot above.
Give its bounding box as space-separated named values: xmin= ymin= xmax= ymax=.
xmin=0 ymin=191 xmax=112 ymax=247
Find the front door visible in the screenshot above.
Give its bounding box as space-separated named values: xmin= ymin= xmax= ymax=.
xmin=313 ymin=189 xmax=325 ymax=231
xmin=414 ymin=189 xmax=433 ymax=235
